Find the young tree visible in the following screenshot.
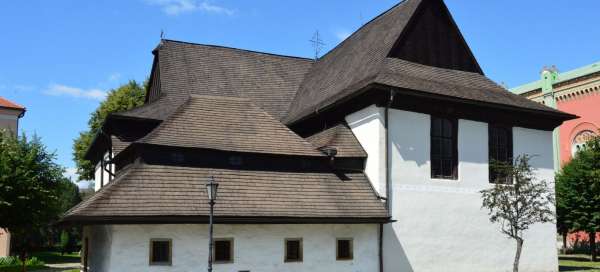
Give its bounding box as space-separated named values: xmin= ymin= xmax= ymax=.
xmin=556 ymin=135 xmax=600 ymax=261
xmin=481 ymin=155 xmax=555 ymax=272
xmin=73 ymin=80 xmax=146 ymax=181
xmin=0 ymin=132 xmax=65 ymax=272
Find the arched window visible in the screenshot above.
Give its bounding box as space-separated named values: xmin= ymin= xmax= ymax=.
xmin=571 ymin=130 xmax=597 ymax=157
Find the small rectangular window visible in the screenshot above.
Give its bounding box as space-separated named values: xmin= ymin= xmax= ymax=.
xmin=336 ymin=238 xmax=353 ymax=260
xmin=284 ymin=238 xmax=303 ymax=262
xmin=431 ymin=117 xmax=458 ymax=179
xmin=214 ymin=238 xmax=234 ymax=263
xmin=149 ymin=239 xmax=172 ymax=266
xmin=489 ymin=125 xmax=513 ymax=184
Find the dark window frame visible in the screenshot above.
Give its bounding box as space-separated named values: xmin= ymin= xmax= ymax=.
xmin=284 ymin=238 xmax=303 ymax=263
xmin=149 ymin=238 xmax=172 ymax=266
xmin=336 ymin=238 xmax=354 ymax=261
xmin=488 ymin=124 xmax=513 ymax=184
xmin=213 ymin=238 xmax=234 ymax=264
xmin=430 ymin=116 xmax=458 ymax=180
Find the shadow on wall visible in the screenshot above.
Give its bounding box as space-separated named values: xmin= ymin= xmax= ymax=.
xmin=383 ymin=224 xmax=414 ymax=272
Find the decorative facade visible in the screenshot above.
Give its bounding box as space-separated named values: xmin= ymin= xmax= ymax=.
xmin=511 ymin=62 xmax=600 ymax=166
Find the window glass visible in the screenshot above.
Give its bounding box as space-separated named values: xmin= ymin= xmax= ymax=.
xmin=150 ymin=239 xmax=172 ymax=265
xmin=336 ymin=239 xmax=353 ymax=260
xmin=214 ymin=239 xmax=233 ymax=263
xmin=431 ymin=117 xmax=457 ymax=179
xmin=285 ymin=239 xmax=303 ymax=262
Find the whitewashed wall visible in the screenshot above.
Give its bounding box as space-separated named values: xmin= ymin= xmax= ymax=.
xmin=346 ymin=105 xmax=386 ymax=197
xmin=349 ymin=107 xmax=558 ymax=272
xmin=83 ymin=224 xmax=379 ymax=272
xmin=94 ymin=152 xmax=114 ymax=191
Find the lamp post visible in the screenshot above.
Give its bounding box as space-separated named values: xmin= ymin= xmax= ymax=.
xmin=206 ymin=176 xmax=219 ymax=272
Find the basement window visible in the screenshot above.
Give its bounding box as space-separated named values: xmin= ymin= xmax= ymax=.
xmin=336 ymin=238 xmax=353 ymax=260
xmin=214 ymin=238 xmax=234 ymax=263
xmin=149 ymin=239 xmax=172 ymax=266
xmin=284 ymin=238 xmax=303 ymax=262
xmin=431 ymin=117 xmax=458 ymax=179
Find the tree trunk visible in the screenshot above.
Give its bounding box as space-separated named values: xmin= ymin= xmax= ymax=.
xmin=20 ymin=250 xmax=27 ymax=272
xmin=513 ymin=238 xmax=524 ymax=272
xmin=590 ymin=231 xmax=597 ymax=262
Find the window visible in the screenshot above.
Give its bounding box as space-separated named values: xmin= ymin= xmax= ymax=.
xmin=431 ymin=117 xmax=458 ymax=179
xmin=489 ymin=125 xmax=513 ymax=184
xmin=214 ymin=238 xmax=234 ymax=263
xmin=336 ymin=238 xmax=353 ymax=260
xmin=149 ymin=239 xmax=172 ymax=266
xmin=284 ymin=238 xmax=303 ymax=262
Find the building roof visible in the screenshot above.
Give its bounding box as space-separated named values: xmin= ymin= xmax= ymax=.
xmin=283 ymin=0 xmax=565 ymax=124
xmin=62 ymin=163 xmax=389 ymax=223
xmin=138 ymin=95 xmax=323 ymax=157
xmin=0 ymin=96 xmax=25 ymax=111
xmin=306 ymin=123 xmax=367 ymax=158
xmin=510 ymin=61 xmax=600 ymax=95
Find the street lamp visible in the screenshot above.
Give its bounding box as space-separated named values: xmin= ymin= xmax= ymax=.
xmin=206 ymin=176 xmax=219 ymax=272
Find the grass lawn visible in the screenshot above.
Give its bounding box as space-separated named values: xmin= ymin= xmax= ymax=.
xmin=560 ymin=255 xmax=600 ymax=272
xmin=30 ymin=251 xmax=79 ymax=265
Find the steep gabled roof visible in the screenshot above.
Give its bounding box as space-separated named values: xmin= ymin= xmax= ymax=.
xmin=306 ymin=123 xmax=367 ymax=158
xmin=138 ymin=95 xmax=323 ymax=157
xmin=154 ymin=40 xmax=314 ymax=120
xmin=62 ymin=163 xmax=389 ymax=223
xmin=284 ymin=0 xmax=568 ymax=124
xmin=285 ymin=0 xmax=422 ymax=123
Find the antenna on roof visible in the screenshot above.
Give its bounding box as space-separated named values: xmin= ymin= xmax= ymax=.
xmin=309 ymin=30 xmax=325 ymax=61
xmin=160 ymin=29 xmax=165 ymax=39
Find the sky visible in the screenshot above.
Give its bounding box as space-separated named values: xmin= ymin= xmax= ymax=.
xmin=0 ymin=0 xmax=599 ymax=187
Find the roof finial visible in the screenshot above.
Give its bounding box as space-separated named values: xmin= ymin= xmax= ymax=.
xmin=160 ymin=29 xmax=165 ymax=40
xmin=309 ymin=30 xmax=325 ymax=61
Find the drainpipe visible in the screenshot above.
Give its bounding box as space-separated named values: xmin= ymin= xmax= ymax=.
xmin=384 ymin=89 xmax=395 ymax=213
xmin=378 ymin=223 xmax=384 ymax=272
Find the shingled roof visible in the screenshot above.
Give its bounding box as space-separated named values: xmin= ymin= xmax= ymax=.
xmin=62 ymin=163 xmax=389 ymax=223
xmin=137 ymin=95 xmax=323 ymax=157
xmin=306 ymin=123 xmax=367 ymax=158
xmin=283 ymin=0 xmax=567 ymax=123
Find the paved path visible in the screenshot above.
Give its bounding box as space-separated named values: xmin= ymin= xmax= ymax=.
xmin=34 ymin=263 xmax=80 ymax=272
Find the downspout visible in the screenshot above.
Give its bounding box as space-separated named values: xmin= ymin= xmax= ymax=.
xmin=384 ymin=88 xmax=395 ymax=213
xmin=381 ymin=88 xmax=395 ymax=272
xmin=379 ymin=223 xmax=384 ymax=272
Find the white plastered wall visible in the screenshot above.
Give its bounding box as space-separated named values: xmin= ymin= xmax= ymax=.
xmin=348 ymin=107 xmax=558 ymax=272
xmin=84 ymin=224 xmax=379 ymax=272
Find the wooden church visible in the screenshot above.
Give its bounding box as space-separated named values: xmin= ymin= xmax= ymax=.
xmin=63 ymin=0 xmax=574 ymax=271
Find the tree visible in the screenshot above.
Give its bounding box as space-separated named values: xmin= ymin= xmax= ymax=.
xmin=73 ymin=80 xmax=146 ymax=181
xmin=481 ymin=155 xmax=555 ymax=272
xmin=556 ymin=135 xmax=600 ymax=261
xmin=0 ymin=132 xmax=65 ymax=272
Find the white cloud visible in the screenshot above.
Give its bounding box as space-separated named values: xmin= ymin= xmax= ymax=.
xmin=335 ymin=30 xmax=351 ymax=42
xmin=145 ymin=0 xmax=234 ymax=16
xmin=44 ymin=84 xmax=107 ymax=101
xmin=108 ymin=73 xmax=121 ymax=82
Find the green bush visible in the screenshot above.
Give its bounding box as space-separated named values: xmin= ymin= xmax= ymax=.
xmin=0 ymin=256 xmax=45 ymax=271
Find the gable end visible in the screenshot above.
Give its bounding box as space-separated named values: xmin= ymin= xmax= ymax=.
xmin=388 ymin=0 xmax=482 ymax=74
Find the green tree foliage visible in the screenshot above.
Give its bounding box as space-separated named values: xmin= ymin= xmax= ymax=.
xmin=481 ymin=155 xmax=555 ymax=272
xmin=0 ymin=131 xmax=65 ymax=271
xmin=73 ymin=80 xmax=146 ymax=181
xmin=556 ymin=135 xmax=600 ymax=261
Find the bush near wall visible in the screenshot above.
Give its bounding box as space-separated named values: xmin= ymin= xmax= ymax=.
xmin=0 ymin=256 xmax=45 ymax=272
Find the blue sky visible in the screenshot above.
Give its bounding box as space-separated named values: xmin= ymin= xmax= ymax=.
xmin=0 ymin=0 xmax=598 ymax=186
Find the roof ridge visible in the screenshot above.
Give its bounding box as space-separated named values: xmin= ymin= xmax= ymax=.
xmin=315 ymin=0 xmax=412 ymax=62
xmin=160 ymin=39 xmax=315 ymax=62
